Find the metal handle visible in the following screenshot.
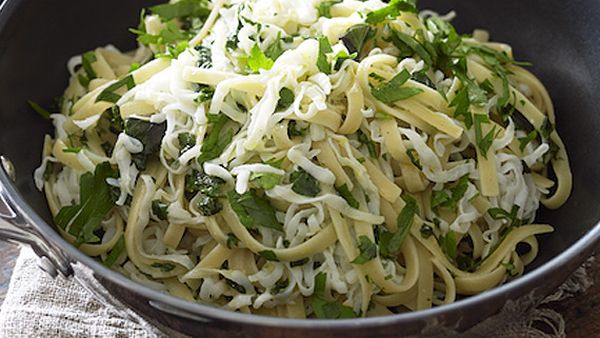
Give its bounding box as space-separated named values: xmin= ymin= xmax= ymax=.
xmin=0 ymin=155 xmax=73 ymax=278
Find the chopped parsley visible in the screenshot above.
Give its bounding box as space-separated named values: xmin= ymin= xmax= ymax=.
xmin=178 ymin=132 xmax=196 ymax=155
xmin=184 ymin=169 xmax=224 ymax=208
xmin=474 ymin=114 xmax=497 ymax=157
xmin=317 ymin=0 xmax=342 ymax=18
xmin=103 ymin=236 xmax=125 ymax=268
xmin=365 ymin=0 xmax=417 ymax=24
xmin=152 ymin=200 xmax=169 ymax=221
xmin=258 ymin=250 xmax=279 ymax=262
xmin=96 ymin=75 xmax=136 ymax=103
xmin=378 ymin=195 xmax=418 ymax=258
xmin=518 ymin=130 xmax=538 ymax=151
xmin=371 ymin=69 xmax=423 ymax=104
xmin=310 ymin=272 xmax=357 ymax=319
xmin=250 ymin=172 xmax=282 ymax=190
xmin=228 ymin=189 xmax=283 ymax=232
xmin=290 ymin=168 xmax=321 ymax=197
xmin=438 ymin=230 xmax=457 ymax=260
xmin=277 ymin=87 xmax=295 ymax=111
xmin=149 ymin=0 xmax=210 ymax=21
xmin=197 ymin=113 xmax=234 ymax=164
xmin=336 ymin=184 xmax=359 ymax=209
xmin=406 ymin=148 xmax=422 ymax=169
xmin=27 ymin=100 xmax=53 ymax=120
xmin=124 ymin=119 xmax=167 ymax=170
xmin=487 ymin=205 xmax=522 ymax=228
xmin=226 ymin=233 xmax=240 ymax=249
xmin=351 ymin=235 xmax=378 ymax=264
xmin=357 ymin=129 xmax=378 ymax=158
xmin=431 ymin=175 xmax=470 ymax=212
xmin=317 ymin=36 xmax=333 ymax=74
xmin=54 ymin=162 xmax=118 ymax=247
xmin=151 ymin=262 xmax=176 ymax=272
xmin=247 ymin=44 xmax=274 ymax=73
xmin=340 ymin=24 xmax=374 ymax=58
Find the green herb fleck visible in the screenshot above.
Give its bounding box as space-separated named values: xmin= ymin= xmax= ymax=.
xmin=290 ymin=168 xmax=321 ymax=197
xmin=54 ymin=163 xmax=118 ymax=247
xmin=258 ymin=250 xmax=279 ymax=262
xmin=371 ymin=69 xmax=423 ymax=104
xmin=152 ymin=200 xmax=169 ymax=221
xmin=317 ymin=36 xmax=333 ymax=74
xmin=248 ymin=44 xmax=274 ymax=73
xmin=228 ymin=189 xmax=283 ymax=232
xmin=336 ymin=184 xmax=359 ymax=209
xmin=351 ymin=235 xmax=378 ymax=264
xmin=366 ymin=0 xmax=417 ymax=24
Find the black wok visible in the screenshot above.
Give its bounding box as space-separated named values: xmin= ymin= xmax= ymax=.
xmin=0 ymin=0 xmax=598 ymax=337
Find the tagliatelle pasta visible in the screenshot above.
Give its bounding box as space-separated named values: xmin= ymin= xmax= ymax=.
xmin=34 ymin=0 xmax=572 ymax=318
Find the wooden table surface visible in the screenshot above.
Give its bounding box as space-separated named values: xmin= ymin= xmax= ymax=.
xmin=0 ymin=241 xmax=597 ymax=336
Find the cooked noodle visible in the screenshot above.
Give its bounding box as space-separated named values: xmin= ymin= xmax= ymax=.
xmin=34 ymin=0 xmax=572 ymax=318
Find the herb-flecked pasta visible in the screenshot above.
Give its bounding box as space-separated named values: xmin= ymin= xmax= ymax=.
xmin=34 ymin=0 xmax=572 ymax=318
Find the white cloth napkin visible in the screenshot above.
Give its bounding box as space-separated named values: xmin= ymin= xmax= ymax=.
xmin=0 ymin=247 xmax=593 ymax=338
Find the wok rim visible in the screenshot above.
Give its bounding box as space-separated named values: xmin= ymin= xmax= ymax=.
xmin=0 ymin=0 xmax=598 ymax=331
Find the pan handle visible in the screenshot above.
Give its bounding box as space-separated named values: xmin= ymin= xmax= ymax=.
xmin=0 ymin=155 xmax=73 ymax=278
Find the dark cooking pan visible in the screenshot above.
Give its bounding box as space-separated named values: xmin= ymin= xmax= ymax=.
xmin=0 ymin=0 xmax=598 ymax=337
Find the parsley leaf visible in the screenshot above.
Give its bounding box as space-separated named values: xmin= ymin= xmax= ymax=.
xmin=365 ymin=0 xmax=417 ymax=24
xmin=389 ymin=195 xmax=418 ymax=252
xmin=250 ymin=172 xmax=282 ymax=190
xmin=63 ymin=147 xmax=82 ymax=154
xmin=277 ymin=87 xmax=295 ymax=111
xmin=131 ymin=21 xmax=191 ymax=49
xmin=27 ymin=100 xmax=52 ymax=120
xmin=518 ymin=130 xmax=538 ymax=151
xmin=431 ymin=175 xmax=469 ymax=212
xmin=198 ymin=113 xmax=234 ymax=164
xmin=371 ymin=69 xmax=423 ymax=103
xmin=228 ymin=189 xmax=283 ymax=232
xmin=248 ymin=44 xmax=274 ymax=73
xmin=178 ymin=132 xmax=196 ymax=155
xmin=390 ymin=29 xmax=433 ymax=66
xmin=449 ymin=86 xmax=473 ymax=129
xmin=79 ymin=51 xmax=97 ymax=86
xmin=406 ymin=148 xmax=422 ymax=169
xmin=226 ymin=233 xmax=240 ymax=249
xmin=340 ymin=24 xmax=374 ymax=58
xmin=317 ymin=0 xmax=342 ymax=18
xmin=103 ymin=235 xmax=125 ymax=268
xmin=290 ymin=168 xmax=321 ymax=197
xmin=438 ymin=230 xmax=457 ymax=260
xmin=96 ymin=75 xmax=136 ymax=103
xmin=540 ymin=117 xmax=555 ymax=139
xmin=152 ymin=200 xmax=169 ymax=221
xmin=317 ymin=36 xmax=333 ymax=74
xmin=185 ymin=170 xmax=224 ymax=197
xmin=150 ymin=0 xmax=210 ymax=21
xmin=474 ymin=114 xmax=496 ymax=158
xmin=195 ymin=85 xmax=215 ymax=104
xmin=311 ymin=272 xmax=357 ymax=319
xmin=336 ymin=184 xmax=359 ymax=209
xmin=258 ymin=250 xmax=279 ymax=262
xmin=488 ymin=205 xmax=522 ymax=228
xmin=265 ymin=34 xmax=285 ymax=61
xmin=124 ymin=119 xmax=167 ymax=170
xmin=151 ymin=262 xmax=176 ymax=272
xmin=54 ymin=162 xmax=118 ymax=247
xmin=357 ymin=129 xmax=378 ymax=158
xmin=351 ymin=235 xmax=378 ymax=264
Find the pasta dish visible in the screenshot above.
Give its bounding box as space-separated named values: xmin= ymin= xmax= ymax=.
xmin=33 ymin=0 xmax=572 ymax=318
